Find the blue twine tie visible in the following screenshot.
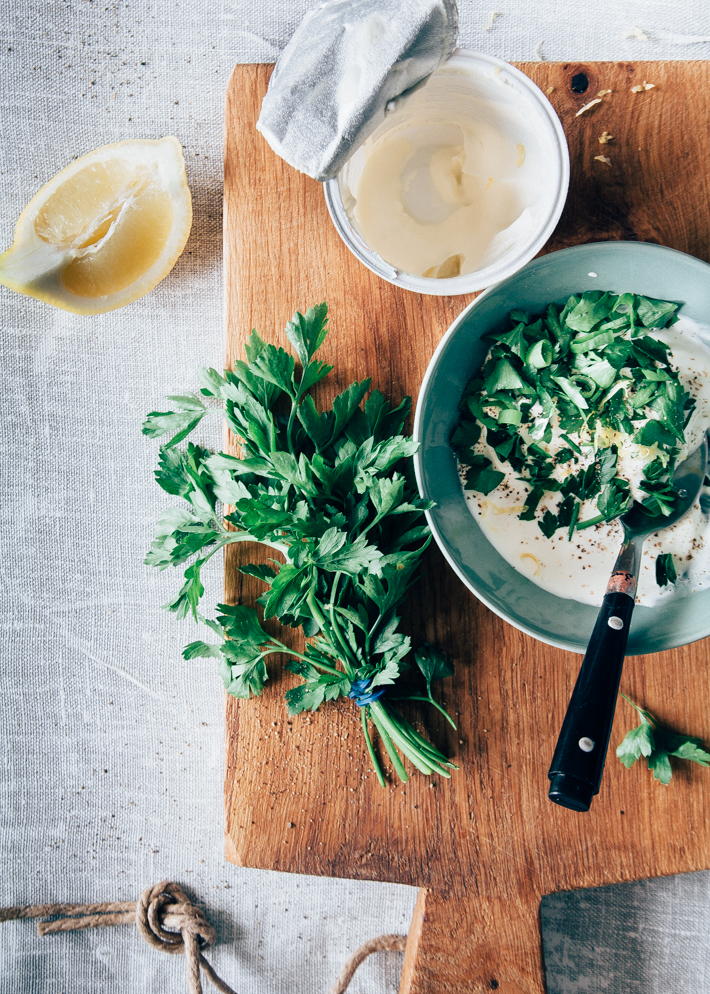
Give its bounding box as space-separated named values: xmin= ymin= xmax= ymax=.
xmin=348 ymin=678 xmax=386 ymax=707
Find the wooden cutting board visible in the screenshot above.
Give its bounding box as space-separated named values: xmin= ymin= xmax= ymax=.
xmin=223 ymin=62 xmax=710 ymax=993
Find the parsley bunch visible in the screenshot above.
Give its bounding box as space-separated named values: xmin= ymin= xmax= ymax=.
xmin=143 ymin=303 xmax=457 ymax=786
xmin=616 ymin=694 xmax=710 ymax=784
xmin=453 ymin=292 xmax=695 ymax=545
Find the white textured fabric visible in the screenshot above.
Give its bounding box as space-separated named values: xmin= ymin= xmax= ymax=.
xmin=1 ymin=2 xmax=710 ymax=992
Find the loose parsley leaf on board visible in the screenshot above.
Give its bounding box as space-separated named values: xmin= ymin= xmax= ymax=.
xmin=144 ymin=304 xmax=456 ymax=787
xmin=616 ymin=693 xmax=710 ymax=784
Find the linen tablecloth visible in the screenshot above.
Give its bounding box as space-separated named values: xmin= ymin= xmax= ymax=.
xmin=2 ymin=2 xmax=710 ymax=991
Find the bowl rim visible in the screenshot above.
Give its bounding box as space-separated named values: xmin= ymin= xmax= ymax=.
xmin=413 ymin=240 xmax=710 ymax=654
xmin=323 ymin=48 xmax=570 ymax=296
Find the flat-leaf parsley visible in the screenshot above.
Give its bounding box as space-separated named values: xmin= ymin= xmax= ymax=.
xmin=144 ymin=303 xmax=457 ymax=786
xmin=616 ymin=693 xmax=710 ymax=784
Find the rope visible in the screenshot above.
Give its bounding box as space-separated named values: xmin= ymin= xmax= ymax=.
xmin=0 ymin=881 xmax=235 ymax=994
xmin=327 ymin=933 xmax=408 ymax=994
xmin=0 ymin=883 xmax=407 ymax=993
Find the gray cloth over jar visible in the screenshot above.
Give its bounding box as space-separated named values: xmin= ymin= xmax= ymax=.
xmin=256 ymin=0 xmax=459 ymax=181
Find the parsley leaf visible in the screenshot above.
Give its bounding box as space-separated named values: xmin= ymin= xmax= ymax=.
xmin=552 ymin=375 xmax=589 ymax=411
xmin=285 ymin=302 xmax=329 ymax=367
xmin=617 ymin=694 xmax=710 ymax=784
xmin=565 ymin=291 xmax=615 ymax=331
xmin=633 ymin=420 xmax=677 ymax=448
xmin=183 ymin=640 xmax=223 ymax=660
xmin=450 ymin=420 xmax=482 ymax=451
xmin=485 ymin=358 xmax=525 ymax=393
xmin=597 ymin=479 xmax=632 ymax=520
xmin=616 ymin=715 xmax=655 ymax=768
xmin=636 ymin=296 xmax=679 ymax=329
xmin=142 ymin=406 xmax=208 ymax=448
xmin=656 ymin=553 xmax=677 ymax=587
xmin=538 ymin=509 xmax=558 ymax=538
xmin=487 ymin=322 xmax=528 ymax=359
xmin=464 ymin=456 xmax=505 ymax=495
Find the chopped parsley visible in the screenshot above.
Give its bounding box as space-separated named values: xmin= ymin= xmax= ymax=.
xmin=453 ymin=291 xmax=693 ymax=539
xmin=655 ymin=552 xmax=677 ymax=587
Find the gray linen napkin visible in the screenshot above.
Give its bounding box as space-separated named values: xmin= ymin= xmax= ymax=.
xmin=542 ymin=871 xmax=710 ymax=993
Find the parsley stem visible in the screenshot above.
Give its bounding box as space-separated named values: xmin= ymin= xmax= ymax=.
xmin=369 ymin=707 xmax=410 ymax=782
xmin=307 ymin=590 xmax=357 ymax=674
xmin=269 ymin=641 xmax=342 ymax=676
xmin=286 ymin=407 xmax=297 ymax=456
xmin=218 ymin=525 xmax=289 ymax=557
xmin=328 ymin=613 xmax=357 ymax=675
xmin=371 ymin=702 xmax=448 ymax=777
xmin=330 ymin=572 xmax=342 ymax=609
xmin=326 ymin=573 xmax=357 ymax=673
xmin=560 ymin=433 xmax=582 ymax=455
xmin=361 ymin=708 xmax=386 ymax=788
xmin=185 ymin=539 xmax=234 ymax=573
xmin=397 ymin=695 xmax=458 ymax=730
xmin=618 ymin=690 xmax=653 ymax=724
xmin=386 ymin=710 xmax=453 ymax=768
xmin=365 ymin=610 xmax=384 ymax=657
xmin=576 ymin=513 xmax=606 ymax=530
xmin=306 ymin=589 xmax=328 ymax=629
xmin=286 ymin=377 xmax=306 ymax=457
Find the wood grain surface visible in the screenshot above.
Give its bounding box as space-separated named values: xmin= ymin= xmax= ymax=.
xmin=223 ymin=62 xmax=710 ymax=993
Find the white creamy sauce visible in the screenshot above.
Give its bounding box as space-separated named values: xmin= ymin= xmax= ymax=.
xmin=338 ymin=62 xmax=554 ymax=279
xmin=460 ymin=316 xmax=710 ymax=607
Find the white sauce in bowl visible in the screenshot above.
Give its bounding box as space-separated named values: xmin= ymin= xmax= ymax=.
xmin=460 ymin=316 xmax=710 ymax=607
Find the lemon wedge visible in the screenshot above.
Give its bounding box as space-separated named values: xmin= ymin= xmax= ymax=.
xmin=0 ymin=137 xmax=192 ymax=315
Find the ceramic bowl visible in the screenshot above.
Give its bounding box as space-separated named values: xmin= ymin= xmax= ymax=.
xmin=324 ymin=50 xmax=569 ymax=296
xmin=413 ymin=241 xmax=710 ymax=654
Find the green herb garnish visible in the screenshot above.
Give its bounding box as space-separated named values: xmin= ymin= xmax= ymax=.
xmin=144 ymin=303 xmax=457 ymax=787
xmin=616 ymin=693 xmax=710 ymax=784
xmin=452 ymin=291 xmax=693 ymax=538
xmin=655 ymin=552 xmax=677 ymax=587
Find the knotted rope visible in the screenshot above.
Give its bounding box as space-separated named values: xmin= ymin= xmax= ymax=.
xmin=0 ymin=881 xmax=407 ymax=993
xmin=0 ymin=881 xmax=234 ymax=994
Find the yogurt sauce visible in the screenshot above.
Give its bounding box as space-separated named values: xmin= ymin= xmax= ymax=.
xmin=337 ymin=60 xmax=556 ymax=279
xmin=461 ymin=316 xmax=710 ymax=608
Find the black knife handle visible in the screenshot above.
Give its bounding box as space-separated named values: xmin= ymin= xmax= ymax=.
xmin=548 ymin=590 xmax=635 ymax=811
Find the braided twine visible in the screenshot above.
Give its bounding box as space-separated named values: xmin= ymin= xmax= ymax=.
xmin=0 ymin=881 xmax=407 ymax=994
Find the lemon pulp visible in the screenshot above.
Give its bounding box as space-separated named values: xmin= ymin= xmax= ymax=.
xmin=0 ymin=137 xmax=192 ymax=314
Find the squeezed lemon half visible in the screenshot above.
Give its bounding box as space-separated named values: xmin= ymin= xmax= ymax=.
xmin=0 ymin=137 xmax=192 ymax=315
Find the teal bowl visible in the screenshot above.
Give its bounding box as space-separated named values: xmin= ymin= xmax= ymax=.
xmin=413 ymin=242 xmax=710 ymax=655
